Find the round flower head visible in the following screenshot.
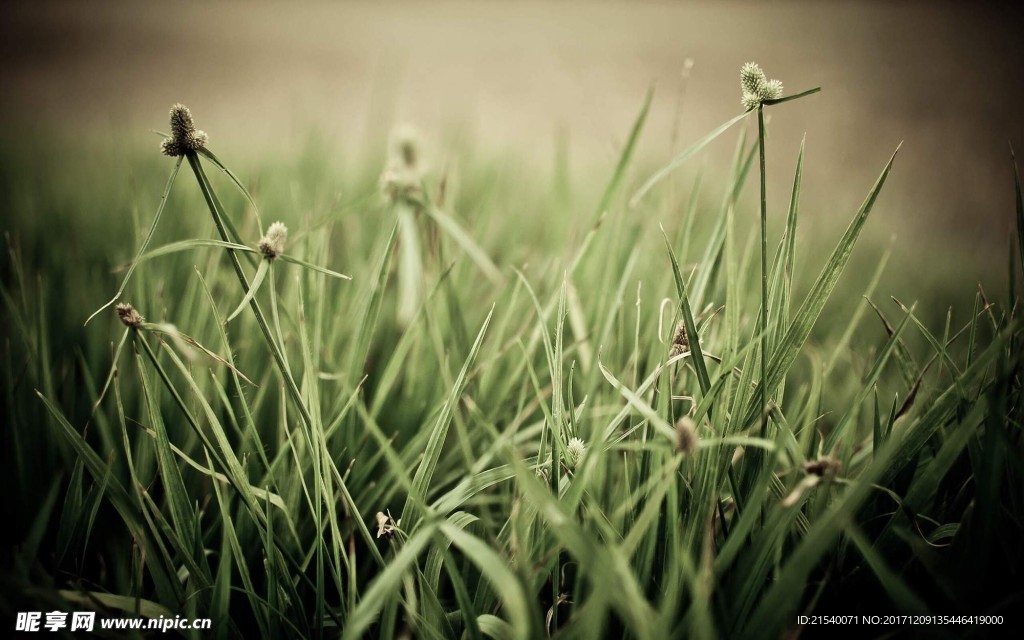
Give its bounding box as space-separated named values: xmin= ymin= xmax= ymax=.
xmin=116 ymin=302 xmax=144 ymax=328
xmin=739 ymin=63 xmax=784 ymax=110
xmin=740 ymin=62 xmax=768 ymax=97
xmin=159 ymin=138 xmax=183 ymax=157
xmin=675 ymin=417 xmax=698 ymax=455
xmin=161 ymin=103 xmax=208 ymax=156
xmin=380 ymin=125 xmax=424 ymax=204
xmin=258 ymin=222 xmax=288 ymax=259
xmin=566 ymin=437 xmax=586 ymax=470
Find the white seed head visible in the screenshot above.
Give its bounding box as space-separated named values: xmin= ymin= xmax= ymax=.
xmin=258 ymin=221 xmax=288 ymax=259
xmin=116 ymin=302 xmax=144 ymax=328
xmin=676 ymin=417 xmax=699 ymax=455
xmin=566 ymin=437 xmax=586 ymax=469
xmin=375 ymin=511 xmax=399 ymax=539
xmin=161 ymin=103 xmax=208 ymax=156
xmin=739 ymin=63 xmax=784 ymax=110
xmin=380 ymin=125 xmax=425 ymax=204
xmin=740 ymin=62 xmax=767 ymax=96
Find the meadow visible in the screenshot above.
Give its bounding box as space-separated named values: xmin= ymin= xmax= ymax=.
xmin=1 ymin=64 xmax=1022 ymax=639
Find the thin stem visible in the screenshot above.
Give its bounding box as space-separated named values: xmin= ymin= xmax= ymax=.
xmin=757 ymin=106 xmax=768 ymax=437
xmin=135 ymin=331 xmax=234 ymax=500
xmin=85 ymin=156 xmax=183 ymax=325
xmin=185 ymin=153 xmax=314 ymax=435
xmin=183 ymin=152 xmax=339 ymax=638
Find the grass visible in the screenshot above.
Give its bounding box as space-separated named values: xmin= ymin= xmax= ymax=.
xmin=1 ymin=69 xmax=1022 ymax=639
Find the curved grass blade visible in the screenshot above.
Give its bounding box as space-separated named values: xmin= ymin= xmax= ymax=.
xmin=597 ymin=355 xmax=675 ymax=442
xmin=197 ymin=146 xmax=264 ymax=230
xmin=123 ymin=239 xmax=255 ymax=266
xmin=85 ymin=156 xmax=182 ymax=325
xmin=594 ymin=86 xmax=653 ymax=219
xmin=424 ymin=204 xmax=502 ymax=283
xmin=277 ymin=254 xmax=351 ymax=279
xmin=401 ymin=305 xmax=494 ymax=531
xmin=226 ymin=259 xmax=270 ymax=323
xmin=58 ymin=590 xmax=173 ymax=620
xmin=662 ymin=225 xmax=711 ymax=395
xmin=37 ymin=391 xmax=181 ymax=606
xmin=630 ymin=111 xmax=748 ymax=208
xmin=741 ymin=144 xmax=901 ymax=429
xmin=440 ymin=523 xmax=532 ymax=640
xmin=762 ymin=86 xmax=821 ymax=107
xmin=342 ymin=522 xmax=440 ymax=640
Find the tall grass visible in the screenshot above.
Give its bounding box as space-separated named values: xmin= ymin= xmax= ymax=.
xmin=2 ymin=68 xmax=1022 ymax=639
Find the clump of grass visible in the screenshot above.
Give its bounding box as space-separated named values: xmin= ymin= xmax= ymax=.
xmin=3 ymin=63 xmax=1022 ymax=640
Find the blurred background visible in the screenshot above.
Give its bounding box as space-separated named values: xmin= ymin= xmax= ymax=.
xmin=2 ymin=0 xmax=1023 ymax=303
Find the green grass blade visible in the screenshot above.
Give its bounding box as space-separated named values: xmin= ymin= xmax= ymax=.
xmin=440 ymin=523 xmax=532 ymax=639
xmin=631 ymin=111 xmax=749 ymax=208
xmin=401 ymin=306 xmax=494 ymax=531
xmin=226 ymin=258 xmax=270 ymax=323
xmin=424 ymin=204 xmax=503 ymax=283
xmin=662 ymin=226 xmax=712 ymax=395
xmin=743 ymin=144 xmax=901 ymax=429
xmin=85 ymin=156 xmax=182 ymax=325
xmin=594 ymin=86 xmax=653 ymax=219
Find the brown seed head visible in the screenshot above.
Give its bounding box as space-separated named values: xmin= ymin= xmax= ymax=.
xmin=802 ymin=456 xmax=841 ymax=479
xmin=116 ymin=302 xmax=144 ymax=328
xmin=669 ymin=320 xmax=689 ymax=358
xmin=161 ymin=103 xmax=208 ymax=156
xmin=676 ymin=417 xmax=699 ymax=455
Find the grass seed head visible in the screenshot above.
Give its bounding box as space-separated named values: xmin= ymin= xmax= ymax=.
xmin=763 ymin=78 xmax=784 ymax=100
xmin=567 ymin=437 xmax=586 ymax=469
xmin=802 ymin=456 xmax=841 ymax=479
xmin=740 ymin=62 xmax=768 ymax=96
xmin=374 ymin=511 xmax=399 ymax=539
xmin=739 ymin=62 xmax=784 ymax=110
xmin=390 ymin=125 xmax=421 ymax=170
xmin=669 ymin=319 xmax=689 ymax=357
xmin=116 ymin=302 xmax=144 ymax=328
xmin=258 ymin=221 xmax=288 ymax=259
xmin=676 ymin=417 xmax=699 ymax=455
xmin=159 ymin=138 xmax=183 ymax=157
xmin=380 ymin=125 xmax=424 ymax=204
xmin=161 ymin=103 xmax=208 ymax=156
xmin=741 ymin=93 xmax=762 ymax=111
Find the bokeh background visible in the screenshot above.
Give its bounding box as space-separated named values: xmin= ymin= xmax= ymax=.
xmin=2 ymin=0 xmax=1023 ymax=307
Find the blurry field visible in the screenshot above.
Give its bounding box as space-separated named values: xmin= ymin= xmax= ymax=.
xmin=2 ymin=1 xmax=1023 ymax=267
xmin=3 ymin=1 xmax=1022 ymax=320
xmin=2 ymin=2 xmax=1023 ymax=638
